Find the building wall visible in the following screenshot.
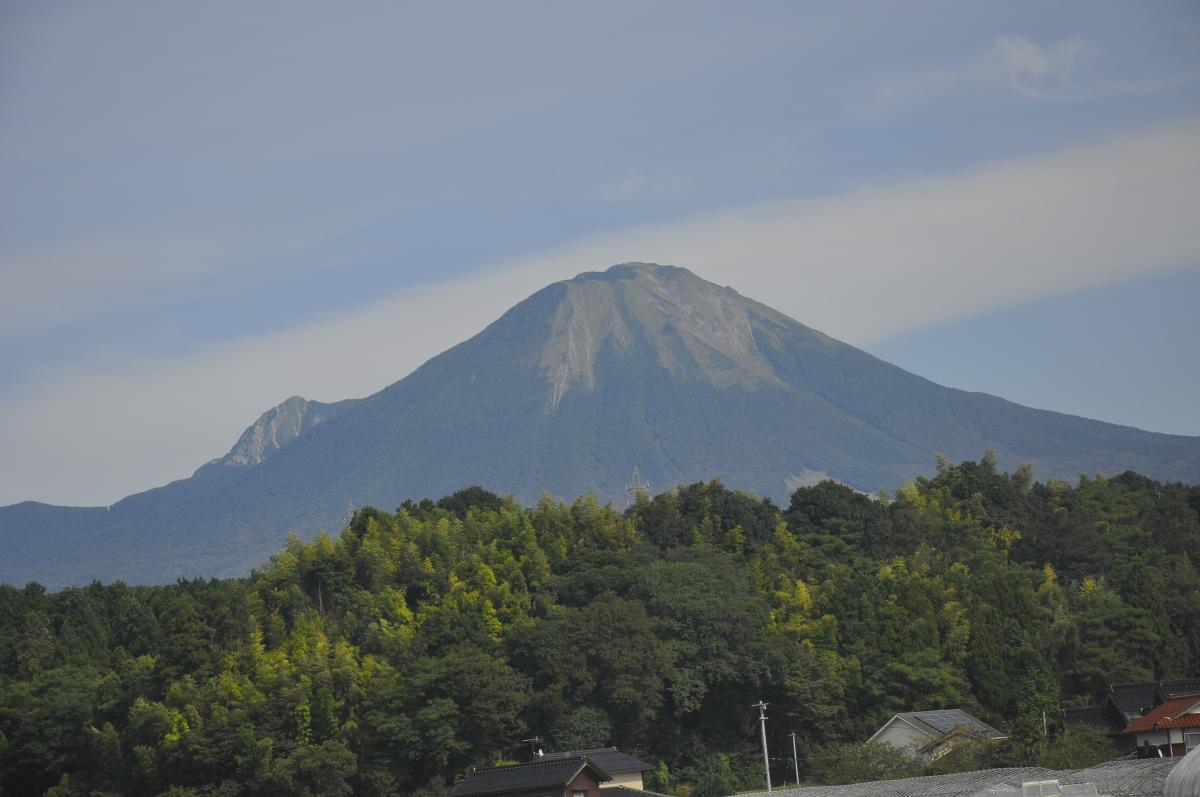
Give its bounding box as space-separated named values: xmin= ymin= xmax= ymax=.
xmin=1139 ymin=731 xmax=1170 ymax=747
xmin=874 ymin=719 xmax=931 ymax=751
xmin=600 ymin=772 xmax=645 ymax=790
xmin=1131 ymin=730 xmax=1195 ymax=758
xmin=563 ymin=770 xmax=603 ymax=797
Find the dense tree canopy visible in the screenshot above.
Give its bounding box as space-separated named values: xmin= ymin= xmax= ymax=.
xmin=1 ymin=459 xmax=1198 ymax=796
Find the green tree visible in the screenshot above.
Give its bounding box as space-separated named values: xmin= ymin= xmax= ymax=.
xmin=806 ymin=741 xmax=920 ymax=785
xmin=551 ymin=706 xmax=612 ymax=750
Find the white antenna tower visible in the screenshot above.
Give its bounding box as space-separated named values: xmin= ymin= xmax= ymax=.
xmin=625 ymin=466 xmax=651 ymax=505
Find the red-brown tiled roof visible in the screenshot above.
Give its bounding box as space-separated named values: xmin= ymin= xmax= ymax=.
xmin=1155 ymin=713 xmax=1200 ymax=729
xmin=1122 ymin=697 xmax=1200 ymax=734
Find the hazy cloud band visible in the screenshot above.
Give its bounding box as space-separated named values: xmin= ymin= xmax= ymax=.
xmin=3 ymin=119 xmax=1198 ymax=506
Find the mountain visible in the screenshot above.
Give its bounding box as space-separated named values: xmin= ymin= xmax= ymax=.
xmin=208 ymin=395 xmax=361 ymax=469
xmin=3 ymin=263 xmax=1199 ymax=588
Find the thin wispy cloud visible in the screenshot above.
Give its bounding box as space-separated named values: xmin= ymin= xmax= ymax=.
xmin=0 ymin=199 xmax=407 ymax=340
xmin=0 ymin=233 xmax=223 ymax=338
xmin=559 ymin=118 xmax=1200 ymax=343
xmin=993 ymin=35 xmax=1087 ymax=100
xmin=3 ymin=119 xmax=1197 ymax=506
xmin=870 ymin=34 xmax=1198 ymax=112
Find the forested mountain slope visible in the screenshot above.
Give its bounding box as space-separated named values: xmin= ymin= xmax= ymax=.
xmin=2 ymin=461 xmax=1198 ymax=796
xmin=3 ymin=263 xmax=1199 ymax=588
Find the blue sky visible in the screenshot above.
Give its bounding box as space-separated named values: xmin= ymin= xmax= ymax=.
xmin=2 ymin=1 xmax=1199 ymax=506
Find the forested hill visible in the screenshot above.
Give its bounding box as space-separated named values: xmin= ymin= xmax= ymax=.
xmin=2 ymin=459 xmax=1199 ymax=796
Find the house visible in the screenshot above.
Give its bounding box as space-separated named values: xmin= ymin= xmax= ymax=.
xmin=1063 ymin=679 xmax=1200 ymax=754
xmin=1121 ymin=696 xmax=1200 ymax=758
xmin=867 ymin=708 xmax=1005 ymax=760
xmin=539 ymin=748 xmax=653 ymax=790
xmin=452 ymin=756 xmax=611 ymax=797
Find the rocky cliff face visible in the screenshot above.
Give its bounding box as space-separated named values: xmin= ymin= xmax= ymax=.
xmin=538 ymin=264 xmax=788 ymax=409
xmin=219 ymin=396 xmax=354 ymax=467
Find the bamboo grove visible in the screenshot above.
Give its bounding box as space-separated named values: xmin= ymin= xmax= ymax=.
xmin=2 ymin=456 xmax=1198 ymax=796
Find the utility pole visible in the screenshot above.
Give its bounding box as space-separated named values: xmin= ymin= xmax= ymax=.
xmin=789 ymin=731 xmax=800 ymax=787
xmin=753 ymin=700 xmax=771 ymax=792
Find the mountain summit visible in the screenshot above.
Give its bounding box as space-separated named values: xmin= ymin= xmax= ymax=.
xmin=4 ymin=263 xmax=1199 ymax=587
xmin=538 ymin=263 xmax=793 ymax=405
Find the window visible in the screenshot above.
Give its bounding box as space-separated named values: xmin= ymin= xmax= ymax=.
xmin=1186 ymin=731 xmax=1200 ymax=752
xmin=573 ymin=790 xmax=587 ymax=797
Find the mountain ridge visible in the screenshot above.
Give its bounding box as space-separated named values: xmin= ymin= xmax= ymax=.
xmin=203 ymin=394 xmax=361 ymax=471
xmin=3 ymin=262 xmax=1198 ymax=588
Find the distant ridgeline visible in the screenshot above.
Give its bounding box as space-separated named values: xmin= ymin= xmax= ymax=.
xmin=3 ymin=263 xmax=1199 ymax=589
xmin=1 ymin=459 xmax=1198 ymax=796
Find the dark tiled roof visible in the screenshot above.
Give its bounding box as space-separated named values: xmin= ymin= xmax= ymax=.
xmin=1064 ymin=679 xmax=1200 ymax=733
xmin=541 ymin=748 xmax=652 ymax=774
xmin=1063 ymin=704 xmax=1126 ymax=734
xmin=1162 ymin=679 xmax=1200 ymax=698
xmin=1110 ymin=683 xmax=1162 ymax=719
xmin=453 ymin=757 xmax=610 ymax=797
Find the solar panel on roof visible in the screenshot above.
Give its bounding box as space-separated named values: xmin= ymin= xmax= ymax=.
xmin=916 ymin=709 xmax=976 ymax=734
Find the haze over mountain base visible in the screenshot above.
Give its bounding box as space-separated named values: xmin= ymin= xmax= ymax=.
xmin=2 ymin=264 xmax=1197 ymax=588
